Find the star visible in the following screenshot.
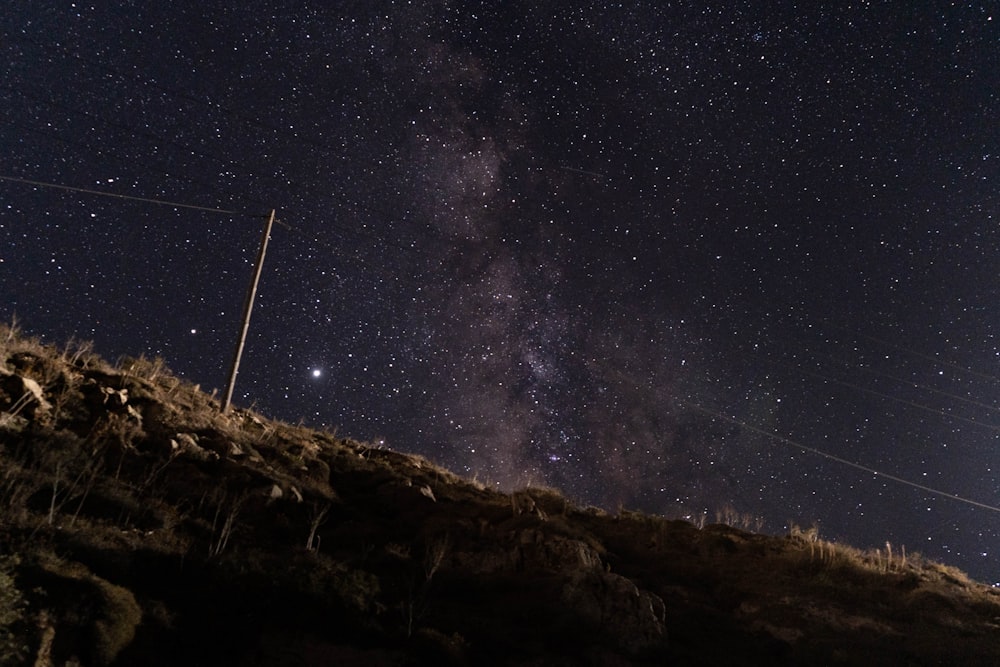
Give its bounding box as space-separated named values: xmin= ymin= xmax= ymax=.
xmin=3 ymin=0 xmax=997 ymax=584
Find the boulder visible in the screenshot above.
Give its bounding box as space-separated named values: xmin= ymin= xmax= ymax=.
xmin=516 ymin=528 xmax=604 ymax=572
xmin=561 ymin=570 xmax=667 ymax=655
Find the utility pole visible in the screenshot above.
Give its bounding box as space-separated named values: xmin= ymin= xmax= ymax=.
xmin=222 ymin=209 xmax=275 ymax=413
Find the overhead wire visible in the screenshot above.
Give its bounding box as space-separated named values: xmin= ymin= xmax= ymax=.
xmin=12 ymin=26 xmax=1000 ymax=526
xmin=666 ymin=316 xmax=1000 ymax=522
xmin=770 ymin=357 xmax=1000 ymax=433
xmin=0 ymin=174 xmax=258 ymax=217
xmin=4 ymin=39 xmax=440 ymax=258
xmin=0 ymin=171 xmax=402 ymax=280
xmin=678 ymin=398 xmax=1000 ymax=514
xmin=855 ymin=330 xmax=1000 ymax=384
xmin=814 ymin=320 xmax=1000 ymax=385
xmin=1 ymin=84 xmax=279 ymax=214
xmin=4 ymin=53 xmax=440 ymax=275
xmin=785 ymin=346 xmax=1000 ymax=416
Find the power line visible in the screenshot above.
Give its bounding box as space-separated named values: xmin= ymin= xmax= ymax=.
xmin=787 ymin=347 xmax=1000 ymax=416
xmin=772 ymin=358 xmax=1000 ymax=433
xmin=0 ymin=170 xmax=417 ymax=281
xmin=812 ymin=320 xmax=1000 ymax=385
xmin=5 ymin=37 xmax=482 ymax=260
xmin=855 ymin=330 xmax=1000 ymax=384
xmin=0 ymin=84 xmax=260 ymax=196
xmin=680 ymin=399 xmax=1000 ymax=514
xmin=3 ymin=115 xmax=275 ymax=213
xmin=3 ymin=46 xmax=444 ymax=256
xmin=0 ymin=174 xmax=259 ymax=217
xmin=5 ymin=88 xmax=436 ymax=257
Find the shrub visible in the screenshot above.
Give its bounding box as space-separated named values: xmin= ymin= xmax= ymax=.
xmin=90 ymin=578 xmax=142 ymax=667
xmin=33 ymin=556 xmax=143 ymax=667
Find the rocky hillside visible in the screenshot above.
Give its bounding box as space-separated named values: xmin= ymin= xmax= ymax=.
xmin=2 ymin=324 xmax=1000 ymax=666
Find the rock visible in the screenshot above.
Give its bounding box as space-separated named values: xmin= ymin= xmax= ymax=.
xmin=81 ymin=379 xmax=137 ymax=418
xmin=261 ymin=482 xmax=305 ymax=504
xmin=511 ymin=491 xmax=547 ymax=519
xmin=0 ymin=371 xmax=52 ymax=420
xmin=561 ymin=571 xmax=667 ymax=655
xmin=102 ymin=386 xmax=129 ymax=408
xmin=171 ymin=432 xmax=218 ymax=462
xmin=454 ymin=528 xmax=605 ymax=575
xmin=21 ymin=375 xmax=48 ymax=405
xmin=125 ymin=404 xmax=143 ymax=425
xmin=516 ymin=528 xmax=604 ymax=572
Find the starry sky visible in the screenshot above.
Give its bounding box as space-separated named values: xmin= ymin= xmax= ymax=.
xmin=3 ymin=2 xmax=1000 ymax=582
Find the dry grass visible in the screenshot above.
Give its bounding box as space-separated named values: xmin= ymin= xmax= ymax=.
xmin=4 ymin=324 xmax=1000 ymax=665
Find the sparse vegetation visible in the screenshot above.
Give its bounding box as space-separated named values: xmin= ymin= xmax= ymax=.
xmin=715 ymin=503 xmax=765 ymax=533
xmin=2 ymin=325 xmax=1000 ymax=665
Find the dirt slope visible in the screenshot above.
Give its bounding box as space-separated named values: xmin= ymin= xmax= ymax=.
xmin=2 ymin=326 xmax=999 ymax=666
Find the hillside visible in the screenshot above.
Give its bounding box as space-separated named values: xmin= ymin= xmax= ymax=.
xmin=2 ymin=324 xmax=1000 ymax=666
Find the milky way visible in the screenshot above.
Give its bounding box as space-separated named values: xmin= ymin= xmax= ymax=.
xmin=2 ymin=2 xmax=999 ymax=583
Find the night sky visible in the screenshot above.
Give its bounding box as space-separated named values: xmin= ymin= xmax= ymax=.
xmin=3 ymin=2 xmax=1000 ymax=583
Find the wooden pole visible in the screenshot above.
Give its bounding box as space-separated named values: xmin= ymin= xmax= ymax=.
xmin=222 ymin=209 xmax=275 ymax=413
